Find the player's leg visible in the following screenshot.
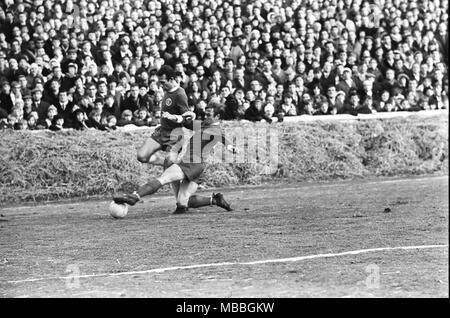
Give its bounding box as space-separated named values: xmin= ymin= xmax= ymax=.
xmin=174 ymin=180 xmax=198 ymax=214
xmin=188 ymin=192 xmax=233 ymax=211
xmin=113 ymin=164 xmax=185 ymax=205
xmin=177 ymin=180 xmax=233 ymax=212
xmin=187 ymin=194 xmax=211 ymax=208
xmin=147 ymin=139 xmax=185 ymax=168
xmin=178 ymin=180 xmax=198 ymax=206
xmin=175 ymin=162 xmax=233 ymax=211
xmin=171 ymin=180 xmax=180 ymax=196
xmin=163 ymin=149 xmax=179 ymax=169
xmin=143 ymin=125 xmax=189 ymax=166
xmin=137 ymin=137 xmax=162 ymax=163
xmin=171 ymin=180 xmax=181 ymax=203
xmin=147 ymin=151 xmax=166 ymax=166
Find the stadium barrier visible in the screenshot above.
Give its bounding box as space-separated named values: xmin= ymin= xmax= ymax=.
xmin=0 ymin=110 xmax=447 ymax=205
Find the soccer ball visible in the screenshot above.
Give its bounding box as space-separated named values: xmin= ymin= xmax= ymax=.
xmin=109 ymin=201 xmax=128 ymax=219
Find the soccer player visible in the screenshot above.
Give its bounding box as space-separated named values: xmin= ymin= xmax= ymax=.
xmin=113 ymin=102 xmax=235 ymax=214
xmin=137 ymin=65 xmax=190 ymax=167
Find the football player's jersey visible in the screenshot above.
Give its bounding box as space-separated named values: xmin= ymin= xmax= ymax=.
xmin=180 ymin=118 xmax=230 ymax=164
xmin=160 ymin=87 xmax=189 ymax=133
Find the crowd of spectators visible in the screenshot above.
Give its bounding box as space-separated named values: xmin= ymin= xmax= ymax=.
xmin=0 ymin=0 xmax=448 ymax=131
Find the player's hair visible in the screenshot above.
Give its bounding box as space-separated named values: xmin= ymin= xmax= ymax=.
xmin=156 ymin=65 xmax=176 ymax=80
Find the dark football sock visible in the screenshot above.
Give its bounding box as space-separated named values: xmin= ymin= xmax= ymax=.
xmin=188 ymin=195 xmax=212 ymax=208
xmin=137 ymin=179 xmax=162 ymax=197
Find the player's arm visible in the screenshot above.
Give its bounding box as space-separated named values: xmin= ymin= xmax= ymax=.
xmin=161 ymin=91 xmax=192 ymax=123
xmin=162 ymin=110 xmax=195 ymax=123
xmin=177 ymin=89 xmax=190 ymax=114
xmin=161 ymin=111 xmax=183 ymax=123
xmin=176 ymin=111 xmax=196 ymax=130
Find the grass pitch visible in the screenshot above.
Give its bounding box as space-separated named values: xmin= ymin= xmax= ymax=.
xmin=0 ymin=176 xmax=448 ymax=297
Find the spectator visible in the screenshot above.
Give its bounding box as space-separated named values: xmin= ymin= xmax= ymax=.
xmin=17 ymin=75 xmax=30 ymax=96
xmin=43 ymin=78 xmax=60 ymax=106
xmin=192 ymin=100 xmax=207 ymax=121
xmin=10 ymin=81 xmax=23 ymax=107
xmin=186 ymin=81 xmax=202 ymax=109
xmin=27 ymin=113 xmax=38 ymax=130
xmin=86 ymin=109 xmax=107 ymax=131
xmin=117 ymin=109 xmax=134 ymax=127
xmin=138 ymin=84 xmax=153 ymax=111
xmin=379 ymin=69 xmax=399 ymax=95
xmin=233 ymin=67 xmax=249 ymax=92
xmin=375 ymin=90 xmax=392 ymax=112
xmin=359 ymin=79 xmax=375 ymax=104
xmin=397 ymin=98 xmax=412 ymax=112
xmin=244 ymin=98 xmax=272 ymax=123
xmin=218 ymin=85 xmax=231 ymax=105
xmin=37 ymin=104 xmax=58 ymax=129
xmin=359 ymin=97 xmax=377 ymax=114
xmin=101 ymin=95 xmax=119 ymax=119
xmin=222 ymin=92 xmax=241 ymax=121
xmin=1 ymin=113 xmax=18 ymax=129
xmin=133 ymin=107 xmax=151 ymax=127
xmin=107 ymin=79 xmax=123 ymax=113
xmin=337 ymin=67 xmax=358 ymax=98
xmin=106 ymin=115 xmax=118 ymax=130
xmin=429 ymin=84 xmax=448 ymax=110
xmin=278 ymin=94 xmax=297 ymax=117
xmin=22 ymin=94 xmax=35 ymax=117
xmin=10 ymin=102 xmax=24 ymax=122
xmin=325 ymin=85 xmax=344 ymax=114
xmin=300 ymin=93 xmax=315 ymax=116
xmin=96 ymin=81 xmax=109 ymax=101
xmin=315 ymin=99 xmax=332 ymax=115
xmin=263 ymin=103 xmax=275 ymax=119
xmin=121 ymin=83 xmax=142 ymax=113
xmin=311 ymin=82 xmax=327 ymax=111
xmin=343 ymin=89 xmax=361 ymax=116
xmin=60 ymin=63 xmax=78 ymax=91
xmin=335 ymin=91 xmax=347 ymax=114
xmin=72 ymin=109 xmax=89 ymax=131
xmin=0 ymin=81 xmax=13 ymax=117
xmin=55 ymin=89 xmax=76 ymax=128
xmin=49 ymin=115 xmax=65 ymax=131
xmin=0 ymin=0 xmax=446 ymax=128
xmin=14 ymin=119 xmax=28 ymax=130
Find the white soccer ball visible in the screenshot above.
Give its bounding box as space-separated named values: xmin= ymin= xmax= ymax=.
xmin=109 ymin=201 xmax=128 ymax=219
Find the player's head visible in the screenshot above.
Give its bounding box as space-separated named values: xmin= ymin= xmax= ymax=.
xmin=156 ymin=65 xmax=177 ymax=91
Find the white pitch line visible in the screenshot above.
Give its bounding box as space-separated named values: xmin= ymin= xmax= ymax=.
xmin=1 ymin=175 xmax=447 ymax=212
xmin=7 ymin=244 xmax=448 ymax=284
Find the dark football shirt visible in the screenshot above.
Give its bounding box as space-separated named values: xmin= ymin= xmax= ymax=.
xmin=160 ymin=87 xmax=189 ymax=133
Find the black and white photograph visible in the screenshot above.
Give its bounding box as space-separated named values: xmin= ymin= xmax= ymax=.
xmin=0 ymin=0 xmax=448 ymax=302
